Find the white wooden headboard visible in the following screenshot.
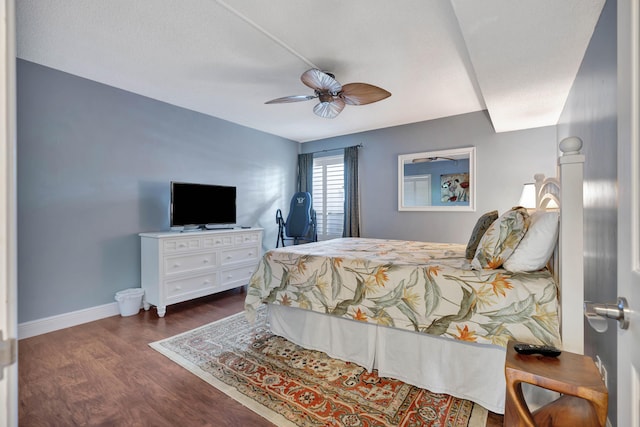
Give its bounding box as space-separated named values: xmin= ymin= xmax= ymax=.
xmin=535 ymin=137 xmax=585 ymax=354
xmin=533 ymin=173 xmax=560 ymax=281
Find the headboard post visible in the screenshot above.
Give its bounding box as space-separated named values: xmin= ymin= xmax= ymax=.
xmin=558 ymin=136 xmax=585 ymax=354
xmin=533 ymin=173 xmax=546 ymax=207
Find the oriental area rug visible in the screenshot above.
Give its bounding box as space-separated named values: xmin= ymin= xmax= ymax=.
xmin=150 ymin=307 xmax=487 ymax=427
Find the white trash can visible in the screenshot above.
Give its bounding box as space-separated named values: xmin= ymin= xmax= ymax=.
xmin=114 ymin=288 xmax=145 ymax=317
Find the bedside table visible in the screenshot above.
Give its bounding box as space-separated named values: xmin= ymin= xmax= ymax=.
xmin=504 ymin=340 xmax=608 ymax=427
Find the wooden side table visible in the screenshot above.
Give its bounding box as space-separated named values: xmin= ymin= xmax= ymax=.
xmin=504 ymin=340 xmax=608 ymax=427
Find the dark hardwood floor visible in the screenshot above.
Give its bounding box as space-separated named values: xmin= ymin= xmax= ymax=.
xmin=19 ymin=288 xmax=504 ymax=426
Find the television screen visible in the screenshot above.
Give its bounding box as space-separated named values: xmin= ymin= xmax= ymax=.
xmin=170 ymin=182 xmax=236 ymax=228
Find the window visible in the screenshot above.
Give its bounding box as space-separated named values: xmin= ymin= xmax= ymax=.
xmin=403 ymin=174 xmax=432 ymax=206
xmin=312 ymin=154 xmax=344 ymax=240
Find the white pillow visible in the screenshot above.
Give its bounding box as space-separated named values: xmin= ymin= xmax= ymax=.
xmin=504 ymin=211 xmax=559 ymax=272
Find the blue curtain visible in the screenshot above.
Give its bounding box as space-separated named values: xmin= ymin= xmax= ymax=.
xmin=343 ymin=146 xmax=360 ymax=237
xmin=297 ymin=153 xmax=313 ymax=193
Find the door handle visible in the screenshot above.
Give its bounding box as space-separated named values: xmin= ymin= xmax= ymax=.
xmin=584 ymin=297 xmax=629 ymax=332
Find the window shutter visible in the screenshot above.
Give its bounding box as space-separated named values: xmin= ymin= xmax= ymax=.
xmin=312 ymin=155 xmax=344 ymax=240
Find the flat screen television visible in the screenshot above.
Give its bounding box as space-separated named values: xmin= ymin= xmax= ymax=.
xmin=170 ymin=182 xmax=236 ymax=229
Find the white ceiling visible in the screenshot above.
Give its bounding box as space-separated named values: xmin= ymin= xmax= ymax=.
xmin=16 ymin=0 xmax=605 ymax=143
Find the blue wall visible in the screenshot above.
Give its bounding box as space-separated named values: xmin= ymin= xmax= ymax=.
xmin=302 ymin=111 xmax=558 ymax=244
xmin=17 ymin=60 xmax=299 ymax=323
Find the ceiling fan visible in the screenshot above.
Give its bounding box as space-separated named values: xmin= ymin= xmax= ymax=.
xmin=412 ymin=156 xmax=458 ymax=163
xmin=265 ymin=69 xmax=391 ymax=119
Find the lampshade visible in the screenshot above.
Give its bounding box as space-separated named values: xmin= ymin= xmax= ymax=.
xmin=518 ymin=183 xmax=537 ymax=209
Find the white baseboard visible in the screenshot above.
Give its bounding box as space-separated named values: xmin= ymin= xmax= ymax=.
xmin=18 ymin=302 xmax=121 ymax=339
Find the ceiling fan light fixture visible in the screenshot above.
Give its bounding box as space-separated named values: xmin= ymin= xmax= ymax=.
xmin=313 ymin=99 xmax=345 ymax=118
xmin=265 ymin=68 xmax=391 ymax=118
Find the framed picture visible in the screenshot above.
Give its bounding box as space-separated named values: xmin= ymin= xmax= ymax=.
xmin=440 ymin=173 xmax=469 ymax=203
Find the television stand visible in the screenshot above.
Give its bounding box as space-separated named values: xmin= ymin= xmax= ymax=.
xmin=139 ymin=228 xmax=263 ymax=317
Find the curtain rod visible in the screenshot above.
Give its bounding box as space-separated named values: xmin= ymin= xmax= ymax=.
xmin=306 ymin=144 xmax=363 ymax=155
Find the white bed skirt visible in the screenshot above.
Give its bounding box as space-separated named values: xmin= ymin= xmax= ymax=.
xmin=267 ymin=304 xmax=507 ymax=414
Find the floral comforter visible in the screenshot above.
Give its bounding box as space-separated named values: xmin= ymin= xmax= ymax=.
xmin=245 ymin=238 xmax=561 ymax=348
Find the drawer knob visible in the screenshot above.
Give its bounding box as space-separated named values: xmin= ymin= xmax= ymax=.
xmin=203 ymin=259 xmax=209 ymax=264
xmin=173 ymin=263 xmax=180 ymax=268
xmin=175 ymin=285 xmax=182 ymax=290
xmin=226 ymin=255 xmax=232 ymax=259
xmin=204 ymin=279 xmax=211 ymax=284
xmin=227 ymin=275 xmax=233 ymax=279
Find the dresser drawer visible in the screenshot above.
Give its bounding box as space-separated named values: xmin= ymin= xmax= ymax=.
xmin=221 ymin=265 xmax=257 ymax=286
xmin=202 ymin=234 xmax=234 ymax=248
xmin=165 ymin=272 xmax=218 ymax=298
xmin=163 ymin=237 xmax=202 ymax=252
xmin=234 ymin=232 xmax=261 ymax=245
xmin=164 ymin=252 xmax=216 ymax=276
xmin=220 ymin=246 xmax=260 ymax=265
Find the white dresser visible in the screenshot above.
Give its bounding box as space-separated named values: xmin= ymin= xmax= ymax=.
xmin=139 ymin=228 xmax=263 ymax=317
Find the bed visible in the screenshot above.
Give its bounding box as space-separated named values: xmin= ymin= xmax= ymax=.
xmin=244 ymin=142 xmax=585 ymax=414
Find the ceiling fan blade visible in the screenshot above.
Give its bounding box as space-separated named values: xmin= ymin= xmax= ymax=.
xmin=265 ymin=95 xmax=316 ymax=104
xmin=301 ymin=69 xmax=342 ymax=93
xmin=313 ymin=98 xmax=345 ymax=119
xmin=340 ymin=83 xmax=391 ymax=105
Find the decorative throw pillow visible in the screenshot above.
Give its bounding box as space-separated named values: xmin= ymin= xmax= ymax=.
xmin=504 ymin=211 xmax=559 ymax=272
xmin=471 ymin=207 xmax=530 ymax=270
xmin=465 ymin=210 xmax=499 ymax=259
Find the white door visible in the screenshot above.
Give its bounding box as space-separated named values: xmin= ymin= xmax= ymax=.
xmin=0 ymin=1 xmax=17 ymax=426
xmin=617 ymin=1 xmax=640 ymax=426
